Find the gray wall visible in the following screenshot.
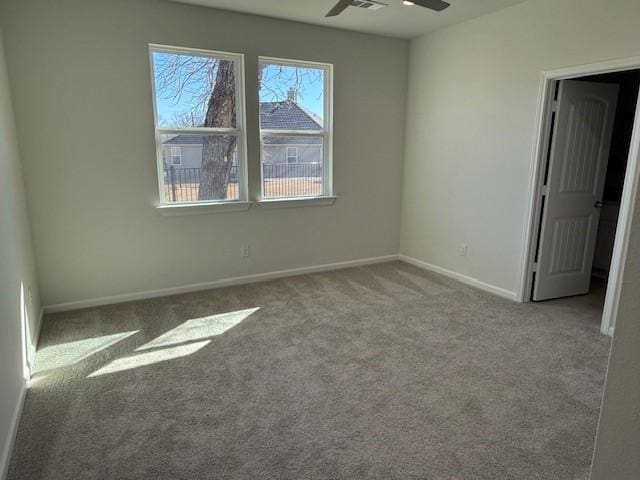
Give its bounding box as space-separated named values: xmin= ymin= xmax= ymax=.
xmin=263 ymin=145 xmax=321 ymax=164
xmin=0 ymin=26 xmax=41 ymax=478
xmin=0 ymin=0 xmax=408 ymax=307
xmin=401 ymin=0 xmax=640 ymax=297
xmin=591 ymin=188 xmax=640 ymax=477
xmin=163 ymin=145 xmax=206 ymax=169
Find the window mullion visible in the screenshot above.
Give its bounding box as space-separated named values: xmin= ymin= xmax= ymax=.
xmin=260 ymin=130 xmax=324 ymax=137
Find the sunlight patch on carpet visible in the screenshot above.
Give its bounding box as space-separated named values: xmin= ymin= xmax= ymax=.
xmin=33 ymin=331 xmax=139 ymax=374
xmin=136 ymin=307 xmax=259 ymax=351
xmin=88 ymin=340 xmax=210 ymax=377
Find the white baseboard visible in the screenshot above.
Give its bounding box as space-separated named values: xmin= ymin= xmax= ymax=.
xmin=0 ymin=380 xmax=26 ymax=480
xmin=398 ymin=254 xmax=519 ymax=302
xmin=43 ymin=255 xmax=400 ymax=314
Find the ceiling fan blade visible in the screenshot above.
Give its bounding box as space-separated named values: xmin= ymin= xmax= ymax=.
xmin=326 ymin=0 xmax=352 ymax=17
xmin=412 ymin=0 xmax=451 ymax=11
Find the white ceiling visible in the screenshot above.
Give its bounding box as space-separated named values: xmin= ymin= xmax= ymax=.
xmin=170 ymin=0 xmax=528 ymax=39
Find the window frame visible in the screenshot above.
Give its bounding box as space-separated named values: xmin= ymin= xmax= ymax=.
xmin=258 ymin=56 xmax=334 ymax=201
xmin=149 ymin=44 xmax=249 ymax=206
xmin=170 ymin=146 xmax=182 ymax=166
xmin=286 ymin=146 xmax=299 ymax=164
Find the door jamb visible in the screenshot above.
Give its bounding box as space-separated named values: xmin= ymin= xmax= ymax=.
xmin=519 ymin=55 xmax=640 ymax=337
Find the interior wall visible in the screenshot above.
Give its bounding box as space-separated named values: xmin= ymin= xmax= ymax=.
xmin=590 ymin=176 xmax=640 ymax=477
xmin=0 ymin=26 xmax=41 ymax=478
xmin=400 ymin=0 xmax=640 ymax=297
xmin=0 ymin=0 xmax=408 ymax=308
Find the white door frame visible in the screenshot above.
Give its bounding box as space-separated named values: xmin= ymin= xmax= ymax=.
xmin=519 ymin=55 xmax=640 ymax=336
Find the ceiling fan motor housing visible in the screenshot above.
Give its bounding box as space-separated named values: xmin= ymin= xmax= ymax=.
xmin=350 ymin=0 xmax=388 ymax=11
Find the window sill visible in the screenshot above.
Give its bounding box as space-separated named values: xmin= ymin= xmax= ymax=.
xmin=156 ymin=201 xmax=253 ymax=216
xmin=256 ymin=196 xmax=337 ymax=209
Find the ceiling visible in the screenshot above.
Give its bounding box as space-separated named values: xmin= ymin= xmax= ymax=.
xmin=170 ymin=0 xmax=528 ymax=39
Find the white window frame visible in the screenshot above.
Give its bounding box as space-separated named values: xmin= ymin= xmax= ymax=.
xmin=286 ymin=146 xmax=298 ymax=164
xmin=170 ymin=146 xmax=182 ymax=166
xmin=149 ymin=44 xmax=249 ymax=207
xmin=258 ymin=57 xmax=334 ymax=200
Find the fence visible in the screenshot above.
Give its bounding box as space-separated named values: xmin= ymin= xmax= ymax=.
xmin=164 ymin=165 xmax=238 ymax=202
xmin=164 ymin=163 xmax=322 ymax=202
xmin=262 ymin=163 xmax=322 ymax=198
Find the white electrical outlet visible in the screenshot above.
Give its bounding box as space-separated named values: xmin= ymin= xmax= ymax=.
xmin=241 ymin=245 xmax=250 ymax=258
xmin=460 ymin=244 xmax=468 ymax=257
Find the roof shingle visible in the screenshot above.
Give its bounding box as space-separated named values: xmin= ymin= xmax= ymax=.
xmin=259 ymin=101 xmax=322 ymax=131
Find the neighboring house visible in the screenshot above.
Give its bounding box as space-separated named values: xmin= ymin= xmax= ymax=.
xmin=161 ymin=135 xmax=214 ymax=169
xmin=259 ymin=100 xmax=323 ymax=168
xmin=162 ymin=100 xmax=323 ymax=174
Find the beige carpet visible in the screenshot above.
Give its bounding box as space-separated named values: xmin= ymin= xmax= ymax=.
xmin=8 ymin=261 xmax=610 ymax=479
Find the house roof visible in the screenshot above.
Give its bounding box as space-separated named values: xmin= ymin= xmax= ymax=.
xmin=259 ymin=101 xmax=322 ymax=131
xmin=163 ymin=136 xmax=204 ymax=145
xmin=163 ymin=100 xmax=323 ymax=146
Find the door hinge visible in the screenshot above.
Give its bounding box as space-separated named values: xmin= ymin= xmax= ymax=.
xmin=532 ymin=262 xmax=538 ymax=273
xmin=551 ymin=100 xmax=558 ymax=112
xmin=541 ymin=185 xmax=549 ymax=197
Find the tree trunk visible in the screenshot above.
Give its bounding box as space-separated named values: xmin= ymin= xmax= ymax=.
xmin=198 ymin=60 xmax=237 ymax=200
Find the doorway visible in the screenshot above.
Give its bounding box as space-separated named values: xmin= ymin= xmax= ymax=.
xmin=521 ymin=58 xmax=640 ymax=337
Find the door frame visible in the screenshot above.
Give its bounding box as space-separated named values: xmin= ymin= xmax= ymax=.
xmin=519 ymin=55 xmax=640 ymax=336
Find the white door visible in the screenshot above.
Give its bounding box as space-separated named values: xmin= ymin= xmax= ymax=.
xmin=533 ymin=80 xmax=619 ymax=301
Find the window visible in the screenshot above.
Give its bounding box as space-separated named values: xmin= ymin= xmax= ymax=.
xmin=150 ymin=45 xmax=247 ymax=204
xmin=259 ymin=57 xmax=332 ymax=199
xmin=170 ymin=147 xmax=182 ymax=166
xmin=286 ymin=147 xmax=298 ymax=164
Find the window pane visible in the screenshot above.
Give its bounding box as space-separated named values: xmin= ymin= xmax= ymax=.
xmin=161 ymin=134 xmax=239 ymax=203
xmin=286 ymin=147 xmax=298 ymax=164
xmin=262 ymin=136 xmax=323 ymax=199
xmin=259 ymin=62 xmax=324 ymax=130
xmin=171 ymin=146 xmax=182 ymax=165
xmin=152 ymin=50 xmax=237 ymax=129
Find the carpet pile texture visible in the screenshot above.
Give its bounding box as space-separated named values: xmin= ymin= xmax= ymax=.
xmin=8 ymin=262 xmax=610 ymax=479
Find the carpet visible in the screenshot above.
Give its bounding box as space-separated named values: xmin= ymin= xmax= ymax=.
xmin=8 ymin=261 xmax=611 ymax=479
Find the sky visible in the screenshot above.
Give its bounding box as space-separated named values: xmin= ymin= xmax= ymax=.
xmin=152 ymin=51 xmax=324 ymax=128
xmin=259 ymin=63 xmax=324 ymax=119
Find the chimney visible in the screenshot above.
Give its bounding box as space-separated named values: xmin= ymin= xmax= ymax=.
xmin=287 ymin=88 xmax=298 ymax=103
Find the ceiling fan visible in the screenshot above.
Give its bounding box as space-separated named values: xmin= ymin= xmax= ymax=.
xmin=326 ymin=0 xmax=450 ymax=17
